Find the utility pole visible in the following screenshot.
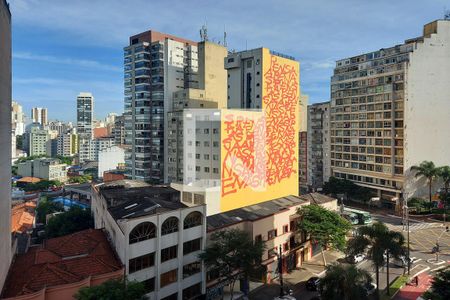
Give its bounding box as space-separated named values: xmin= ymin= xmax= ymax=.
xmin=278 ymin=244 xmax=284 ymax=297
xmin=406 ymin=201 xmax=410 ymax=275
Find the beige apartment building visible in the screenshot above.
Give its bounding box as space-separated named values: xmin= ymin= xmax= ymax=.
xmin=330 ymin=20 xmax=450 ymax=201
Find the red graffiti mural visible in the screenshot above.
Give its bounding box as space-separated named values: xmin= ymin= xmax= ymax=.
xmin=221 ymin=55 xmax=298 ymax=197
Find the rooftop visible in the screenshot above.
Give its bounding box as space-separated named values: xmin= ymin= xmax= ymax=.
xmin=299 ymin=193 xmax=337 ymax=205
xmin=97 ymin=180 xmax=185 ymax=220
xmin=16 ymin=177 xmax=41 ymax=184
xmin=11 ymin=201 xmax=36 ymax=234
xmin=3 ymin=229 xmax=123 ymax=298
xmin=207 ymin=195 xmax=309 ymax=231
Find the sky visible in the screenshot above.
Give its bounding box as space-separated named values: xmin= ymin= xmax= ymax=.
xmin=9 ymin=0 xmax=449 ymax=122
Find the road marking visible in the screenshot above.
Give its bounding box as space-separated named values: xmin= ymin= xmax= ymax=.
xmin=411 ymin=266 xmax=430 ymax=278
xmin=430 ymin=266 xmax=447 ymax=272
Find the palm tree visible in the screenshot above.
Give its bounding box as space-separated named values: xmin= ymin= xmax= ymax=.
xmin=411 ymin=161 xmax=439 ymax=209
xmin=319 ymin=264 xmax=372 ymax=300
xmin=347 ymin=222 xmax=405 ymax=299
xmin=438 ymin=166 xmax=450 ymax=222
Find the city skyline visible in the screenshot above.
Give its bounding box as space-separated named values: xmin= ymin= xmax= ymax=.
xmin=10 ymin=0 xmax=447 ymax=121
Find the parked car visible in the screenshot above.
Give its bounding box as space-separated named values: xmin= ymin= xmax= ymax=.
xmin=306 ymin=276 xmax=321 ymax=291
xmin=363 ymin=282 xmax=377 ymax=296
xmin=347 ymin=253 xmax=366 ymax=264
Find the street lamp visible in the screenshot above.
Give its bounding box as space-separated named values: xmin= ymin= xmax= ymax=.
xmin=403 ymin=200 xmax=410 ymax=275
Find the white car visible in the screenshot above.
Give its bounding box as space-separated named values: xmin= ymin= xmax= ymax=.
xmin=364 ymin=282 xmax=377 ymax=295
xmin=348 ymin=253 xmax=366 ymax=263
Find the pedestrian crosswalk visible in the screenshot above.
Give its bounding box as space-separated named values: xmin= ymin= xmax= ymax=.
xmin=387 ymin=222 xmax=442 ymax=232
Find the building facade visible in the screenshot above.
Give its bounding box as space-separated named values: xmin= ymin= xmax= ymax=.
xmin=79 ymin=136 xmax=115 ymax=163
xmin=299 ymin=131 xmax=308 ymax=192
xmin=56 ymin=131 xmax=78 ymax=157
xmin=31 ymin=107 xmax=47 ymax=126
xmin=11 ymin=101 xmax=25 ymax=137
xmin=330 ymin=20 xmax=450 ymax=200
xmin=0 ymin=0 xmax=11 ymax=291
xmin=92 ymin=181 xmax=206 ymax=300
xmin=307 ymin=102 xmax=331 ymax=190
xmin=17 ymin=158 xmax=67 ymax=182
xmin=98 ymin=145 xmax=125 ymax=178
xmin=24 ymin=124 xmax=51 ymax=156
xmin=76 ymin=92 xmax=94 ymax=139
xmin=171 ymin=48 xmax=300 ymax=215
xmin=124 ymin=30 xmax=199 ymax=183
xmin=113 ymin=114 xmax=125 ymax=146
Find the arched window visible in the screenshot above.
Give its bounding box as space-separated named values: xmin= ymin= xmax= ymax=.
xmin=183 ymin=211 xmax=203 ymax=229
xmin=129 ymin=222 xmax=156 ymax=244
xmin=161 ymin=217 xmax=179 ymax=235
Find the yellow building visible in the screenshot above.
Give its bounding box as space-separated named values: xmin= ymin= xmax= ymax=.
xmin=171 ymin=48 xmax=301 ymax=215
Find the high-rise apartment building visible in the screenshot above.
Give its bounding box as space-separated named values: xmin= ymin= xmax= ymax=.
xmin=23 ymin=123 xmax=51 ymax=156
xmin=56 ymin=131 xmax=78 ymax=157
xmin=31 ymin=107 xmax=48 ymax=126
xmin=76 ymin=92 xmax=94 ymax=139
xmin=113 ymin=114 xmax=125 ymax=146
xmin=11 ymin=101 xmax=25 ymax=136
xmin=124 ymin=30 xmax=199 ymax=183
xmin=167 ymin=41 xmax=228 ymax=184
xmin=330 ymin=20 xmax=450 ymax=200
xmin=307 ymin=102 xmax=331 ymax=190
xmin=0 ymin=0 xmax=11 ymax=291
xmin=299 ymin=131 xmax=308 ymax=191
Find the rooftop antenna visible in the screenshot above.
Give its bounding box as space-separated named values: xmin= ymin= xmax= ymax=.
xmin=200 ymin=24 xmax=208 ymax=42
xmin=223 ymin=25 xmax=227 ymax=47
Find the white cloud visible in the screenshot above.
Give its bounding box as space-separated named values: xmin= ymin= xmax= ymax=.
xmin=13 ymin=52 xmax=121 ymax=72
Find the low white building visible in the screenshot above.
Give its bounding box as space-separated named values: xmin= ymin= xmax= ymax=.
xmin=92 ymin=180 xmax=206 ymax=300
xmin=98 ymin=145 xmax=125 ymax=178
xmin=17 ymin=158 xmax=67 ymax=182
xmin=79 ymin=136 xmax=115 ymax=164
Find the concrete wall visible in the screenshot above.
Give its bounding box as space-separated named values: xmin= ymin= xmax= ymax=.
xmin=0 ymin=0 xmax=11 ymax=292
xmin=404 ymin=20 xmax=450 ymax=199
xmin=98 ymin=146 xmax=125 ymax=178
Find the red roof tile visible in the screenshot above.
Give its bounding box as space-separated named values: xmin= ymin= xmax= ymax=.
xmin=3 ymin=229 xmax=123 ymax=298
xmin=11 ymin=201 xmax=36 ymax=233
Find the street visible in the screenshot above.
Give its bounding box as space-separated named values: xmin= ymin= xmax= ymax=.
xmin=249 ymin=210 xmax=449 ymax=300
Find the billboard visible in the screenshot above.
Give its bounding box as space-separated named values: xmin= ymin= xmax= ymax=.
xmin=220 ymin=48 xmax=300 ymax=212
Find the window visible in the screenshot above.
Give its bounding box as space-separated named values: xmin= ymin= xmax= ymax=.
xmin=184 ymin=211 xmax=203 ymax=229
xmin=129 ymin=252 xmax=155 ymax=273
xmin=142 ymin=277 xmax=155 ymax=293
xmin=160 ymin=269 xmax=178 ymax=288
xmin=283 ymin=242 xmax=289 ymax=252
xmin=204 ymin=141 xmax=210 ymax=147
xmin=283 ymin=225 xmax=289 ymax=234
xmin=267 ymin=229 xmax=277 ymax=240
xmin=129 ymin=222 xmax=156 ymax=244
xmin=183 ymin=261 xmax=201 ymax=278
xmin=213 ymin=141 xmax=219 ymax=147
xmin=162 ymin=293 xmax=178 ymax=300
xmin=255 ymin=234 xmax=262 ymax=243
xmin=183 ymin=283 xmax=202 ymax=300
xmin=161 ymin=217 xmax=179 ymax=235
xmin=161 ymin=245 xmax=178 ymax=262
xmin=183 ymin=238 xmax=202 ymax=255
xmin=213 ymin=168 xmax=219 ymax=174
xmin=204 ymin=167 xmax=210 ymax=172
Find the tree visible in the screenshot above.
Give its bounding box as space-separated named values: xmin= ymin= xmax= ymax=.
xmin=296 ymin=204 xmax=351 ymax=266
xmin=323 ymin=177 xmax=372 ymax=203
xmin=423 ymin=266 xmax=450 ymax=300
xmin=74 ymin=278 xmax=146 ymax=300
xmin=69 ymin=175 xmax=92 ymax=184
xmin=438 ymin=166 xmax=450 ymax=219
xmin=319 ymin=264 xmax=372 ymax=300
xmin=45 ymin=207 xmax=94 ymax=238
xmin=411 ymin=161 xmax=439 ymax=208
xmin=55 ymin=155 xmax=73 ymax=166
xmin=36 ymin=197 xmax=64 ymax=224
xmin=347 ymin=222 xmax=405 ymax=299
xmin=199 ymin=229 xmax=265 ymax=299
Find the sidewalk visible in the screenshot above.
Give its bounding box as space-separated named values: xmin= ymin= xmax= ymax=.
xmin=393 ymin=272 xmax=432 ymax=300
xmin=249 ymin=250 xmax=344 ymax=300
